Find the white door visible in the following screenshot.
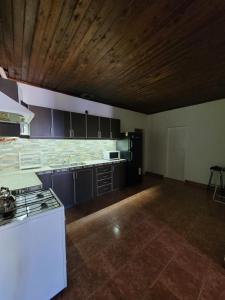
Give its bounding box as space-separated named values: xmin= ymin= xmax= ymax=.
xmin=166 ymin=127 xmax=187 ymax=181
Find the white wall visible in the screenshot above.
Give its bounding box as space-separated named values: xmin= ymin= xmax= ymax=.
xmin=147 ymin=98 xmax=225 ymax=184
xmin=19 ymin=83 xmax=148 ymax=170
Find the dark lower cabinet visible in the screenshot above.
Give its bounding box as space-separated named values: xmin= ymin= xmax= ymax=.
xmin=75 ymin=168 xmax=93 ymax=204
xmin=52 ymin=109 xmax=70 ymax=138
xmin=0 ymin=122 xmax=20 ymax=137
xmin=37 ymin=172 xmax=52 ymax=190
xmin=87 ymin=115 xmax=99 ymax=138
xmin=111 ymin=118 xmax=121 ymax=139
xmin=113 ymin=162 xmax=126 ymax=190
xmin=52 ymin=172 xmax=75 ymax=208
xmin=29 ymin=105 xmax=52 ymax=138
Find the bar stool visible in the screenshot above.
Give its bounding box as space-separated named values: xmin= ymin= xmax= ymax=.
xmin=208 ymin=166 xmax=224 ymax=191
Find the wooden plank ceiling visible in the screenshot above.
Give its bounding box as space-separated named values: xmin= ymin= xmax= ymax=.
xmin=0 ymin=0 xmax=225 ymax=114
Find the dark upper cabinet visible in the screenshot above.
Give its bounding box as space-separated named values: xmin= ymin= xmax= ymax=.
xmin=75 ymin=168 xmax=93 ymax=204
xmin=37 ymin=172 xmax=52 ymax=190
xmin=111 ymin=118 xmax=121 ymax=139
xmin=71 ymin=112 xmax=86 ymax=138
xmin=0 ymin=78 xmax=18 ymax=101
xmin=0 ymin=122 xmax=20 ymax=137
xmin=27 ymin=104 xmax=121 ymax=140
xmin=87 ymin=115 xmax=99 ymax=138
xmin=52 ymin=109 xmax=70 ymax=138
xmin=29 ymin=105 xmax=52 ymax=138
xmin=52 ymin=171 xmax=75 ymax=208
xmin=100 ymin=117 xmax=110 ymax=139
xmin=113 ymin=162 xmax=126 ymax=190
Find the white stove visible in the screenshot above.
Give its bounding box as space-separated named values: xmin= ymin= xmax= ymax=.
xmin=0 ymin=189 xmax=60 ymax=226
xmin=0 ymin=189 xmax=67 ymax=300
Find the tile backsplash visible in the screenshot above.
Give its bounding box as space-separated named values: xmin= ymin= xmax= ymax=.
xmin=0 ymin=138 xmax=116 ymax=171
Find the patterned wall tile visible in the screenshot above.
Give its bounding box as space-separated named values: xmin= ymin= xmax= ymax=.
xmin=0 ymin=138 xmax=116 ymax=171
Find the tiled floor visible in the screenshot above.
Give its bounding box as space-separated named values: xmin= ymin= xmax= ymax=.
xmin=54 ymin=176 xmax=225 ymax=299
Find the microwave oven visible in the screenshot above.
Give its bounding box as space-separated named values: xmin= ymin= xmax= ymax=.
xmin=103 ymin=151 xmax=120 ymax=160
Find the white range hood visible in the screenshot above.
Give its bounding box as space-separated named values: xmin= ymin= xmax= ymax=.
xmin=0 ymin=67 xmax=34 ymax=125
xmin=0 ymin=91 xmax=34 ymax=124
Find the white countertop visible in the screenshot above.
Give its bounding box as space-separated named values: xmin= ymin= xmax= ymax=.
xmin=0 ymin=172 xmax=42 ymax=191
xmin=0 ymin=159 xmax=126 ymax=191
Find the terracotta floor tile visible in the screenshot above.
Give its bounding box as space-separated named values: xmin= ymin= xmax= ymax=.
xmin=143 ymin=237 xmax=175 ymax=266
xmin=54 ymin=175 xmax=225 ymax=299
xmin=101 ymin=240 xmax=132 ymax=273
xmin=199 ymin=263 xmax=225 ymax=300
xmin=89 ymin=282 xmax=117 ymax=300
xmin=143 ymin=281 xmax=180 ymax=300
xmin=156 ymin=226 xmax=188 ymax=254
xmin=159 ymin=260 xmax=202 ymax=300
xmin=175 ymin=244 xmax=209 ymax=281
xmin=108 ymin=252 xmax=164 ymax=300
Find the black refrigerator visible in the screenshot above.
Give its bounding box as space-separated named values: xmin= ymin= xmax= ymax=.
xmin=116 ymin=132 xmax=143 ymax=186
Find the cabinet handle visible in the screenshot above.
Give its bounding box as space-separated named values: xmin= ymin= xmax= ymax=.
xmin=98 ymin=131 xmax=101 ymax=138
xmin=110 ymin=131 xmax=112 ymax=139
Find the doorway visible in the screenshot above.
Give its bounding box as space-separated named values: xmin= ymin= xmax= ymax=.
xmin=166 ymin=126 xmax=187 ymax=181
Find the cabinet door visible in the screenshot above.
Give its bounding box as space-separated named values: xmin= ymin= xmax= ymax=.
xmin=0 ymin=122 xmax=20 ymax=137
xmin=113 ymin=162 xmax=126 ymax=190
xmin=0 ymin=78 xmax=18 ymax=101
xmin=52 ymin=172 xmax=75 ymax=208
xmin=100 ymin=117 xmax=110 ymax=139
xmin=37 ymin=172 xmax=52 ymax=190
xmin=111 ymin=118 xmax=120 ymax=139
xmin=52 ymin=109 xmax=70 ymax=138
xmin=75 ymin=168 xmax=93 ymax=204
xmin=87 ymin=115 xmax=99 ymax=138
xmin=71 ymin=112 xmax=86 ymax=138
xmin=29 ymin=105 xmax=52 ymax=138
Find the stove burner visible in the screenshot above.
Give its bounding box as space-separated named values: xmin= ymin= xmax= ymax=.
xmin=0 ymin=189 xmax=60 ymax=226
xmin=41 ymin=202 xmax=48 ymax=209
xmin=37 ymin=193 xmax=44 ymax=199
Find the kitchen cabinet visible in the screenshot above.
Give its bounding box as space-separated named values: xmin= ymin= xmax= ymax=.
xmin=52 ymin=171 xmax=75 ymax=208
xmin=87 ymin=115 xmax=99 ymax=138
xmin=29 ymin=105 xmax=52 ymax=138
xmin=111 ymin=118 xmax=121 ymax=139
xmin=52 ymin=109 xmax=70 ymax=138
xmin=95 ymin=164 xmax=113 ymax=196
xmin=37 ymin=172 xmax=52 ymax=190
xmin=0 ymin=78 xmax=18 ymax=101
xmin=0 ymin=122 xmax=20 ymax=137
xmin=75 ymin=168 xmax=93 ymax=204
xmin=113 ymin=162 xmax=126 ymax=190
xmin=100 ymin=117 xmax=110 ymax=139
xmin=26 ymin=103 xmax=121 ymax=140
xmin=71 ymin=112 xmax=86 ymax=138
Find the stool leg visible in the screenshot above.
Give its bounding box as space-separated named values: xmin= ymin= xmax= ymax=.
xmin=213 ymin=177 xmax=218 ymax=200
xmin=220 ymin=171 xmax=223 ymax=191
xmin=208 ymin=171 xmax=213 ymax=189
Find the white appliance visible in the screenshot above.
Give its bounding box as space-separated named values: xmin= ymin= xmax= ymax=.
xmin=0 ymin=189 xmax=67 ymax=300
xmin=0 ymin=68 xmax=34 ymax=125
xmin=0 ymin=90 xmax=34 ymax=124
xmin=103 ymin=150 xmax=120 ymax=160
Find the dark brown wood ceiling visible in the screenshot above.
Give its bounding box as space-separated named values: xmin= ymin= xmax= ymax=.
xmin=1 ymin=0 xmax=225 ymax=114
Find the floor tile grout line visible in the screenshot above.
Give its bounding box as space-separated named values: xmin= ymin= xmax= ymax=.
xmin=196 ymin=261 xmax=210 ymax=300
xmin=149 ymin=253 xmax=176 ymax=289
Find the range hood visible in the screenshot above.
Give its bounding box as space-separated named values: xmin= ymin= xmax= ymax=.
xmin=0 ymin=91 xmax=34 ymax=124
xmin=0 ymin=70 xmax=34 ymax=124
